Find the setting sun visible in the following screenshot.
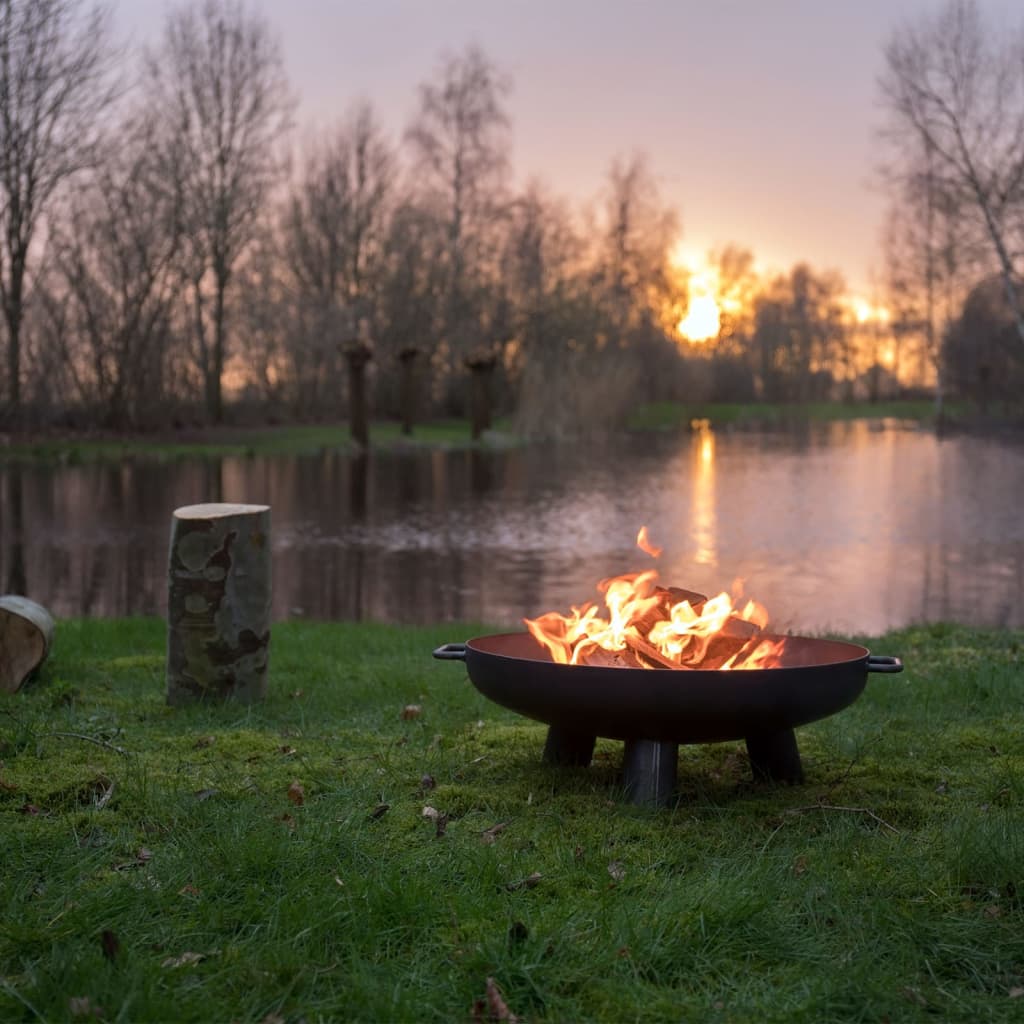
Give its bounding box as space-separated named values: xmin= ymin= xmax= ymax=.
xmin=672 ymin=248 xmax=723 ymax=343
xmin=678 ymin=290 xmax=721 ymax=342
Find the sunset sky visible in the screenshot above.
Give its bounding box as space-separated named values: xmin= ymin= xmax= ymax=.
xmin=116 ymin=0 xmax=1018 ymax=293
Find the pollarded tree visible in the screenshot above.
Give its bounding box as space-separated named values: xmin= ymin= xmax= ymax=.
xmin=0 ymin=0 xmax=117 ymax=423
xmin=146 ymin=0 xmax=292 ymax=423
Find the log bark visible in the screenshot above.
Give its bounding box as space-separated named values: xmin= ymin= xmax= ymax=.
xmin=0 ymin=596 xmax=55 ymax=693
xmin=166 ymin=503 xmax=271 ymax=706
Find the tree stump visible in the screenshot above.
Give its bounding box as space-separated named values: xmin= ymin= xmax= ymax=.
xmin=0 ymin=596 xmax=55 ymax=693
xmin=166 ymin=503 xmax=271 ymax=706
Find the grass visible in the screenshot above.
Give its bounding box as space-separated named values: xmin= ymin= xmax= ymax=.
xmin=0 ymin=419 xmax=517 ymax=465
xmin=1 ymin=619 xmax=1022 ymax=1022
xmin=626 ymin=399 xmax=963 ymax=431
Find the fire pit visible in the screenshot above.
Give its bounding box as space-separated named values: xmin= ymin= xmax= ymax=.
xmin=432 ymin=529 xmax=904 ymax=805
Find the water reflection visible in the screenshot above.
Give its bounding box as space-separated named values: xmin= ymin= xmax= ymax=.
xmin=1 ymin=421 xmax=1022 ymax=634
xmin=692 ymin=424 xmax=717 ymax=567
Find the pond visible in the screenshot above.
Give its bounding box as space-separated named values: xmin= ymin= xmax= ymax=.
xmin=1 ymin=419 xmax=1022 ymax=635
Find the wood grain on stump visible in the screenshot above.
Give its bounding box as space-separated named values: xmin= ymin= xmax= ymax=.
xmin=166 ymin=503 xmax=271 ymax=706
xmin=0 ymin=596 xmax=55 ymax=693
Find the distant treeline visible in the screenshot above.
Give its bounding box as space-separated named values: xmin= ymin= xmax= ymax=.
xmin=0 ymin=0 xmax=1020 ymax=437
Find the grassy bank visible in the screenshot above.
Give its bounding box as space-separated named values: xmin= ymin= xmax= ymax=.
xmin=626 ymin=399 xmax=964 ymax=432
xmin=1 ymin=619 xmax=1023 ymax=1022
xmin=0 ymin=400 xmax=978 ymax=465
xmin=0 ymin=419 xmax=516 ymax=465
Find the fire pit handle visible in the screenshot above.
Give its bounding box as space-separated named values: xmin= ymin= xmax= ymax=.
xmin=866 ymin=655 xmax=903 ymax=674
xmin=433 ymin=642 xmax=467 ymax=661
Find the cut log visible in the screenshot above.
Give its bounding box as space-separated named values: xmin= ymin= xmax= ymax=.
xmin=166 ymin=503 xmax=271 ymax=706
xmin=0 ymin=596 xmax=55 ymax=693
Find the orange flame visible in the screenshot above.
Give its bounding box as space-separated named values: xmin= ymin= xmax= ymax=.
xmin=636 ymin=526 xmax=662 ymax=558
xmin=524 ymin=528 xmax=787 ymax=671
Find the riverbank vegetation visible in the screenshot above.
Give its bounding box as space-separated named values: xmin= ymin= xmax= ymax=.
xmin=0 ymin=398 xmax=980 ymax=464
xmin=1 ymin=618 xmax=1021 ymax=1022
xmin=0 ymin=2 xmax=1021 ymax=442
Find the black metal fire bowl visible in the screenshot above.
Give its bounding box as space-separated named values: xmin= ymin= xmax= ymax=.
xmin=433 ymin=632 xmax=903 ymax=806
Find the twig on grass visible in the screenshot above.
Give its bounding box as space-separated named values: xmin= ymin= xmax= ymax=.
xmin=43 ymin=732 xmax=130 ymax=757
xmin=787 ymin=803 xmax=900 ymax=835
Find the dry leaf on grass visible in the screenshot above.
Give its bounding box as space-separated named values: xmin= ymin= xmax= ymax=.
xmin=287 ymin=781 xmax=305 ymax=806
xmin=506 ymin=872 xmax=542 ymax=892
xmin=161 ymin=951 xmax=206 ymax=969
xmin=793 ymin=855 xmax=808 ymax=876
xmin=68 ymin=996 xmax=103 ymax=1018
xmin=422 ymin=806 xmax=439 ymax=820
xmin=607 ymin=861 xmax=626 ymax=882
xmin=194 ymin=788 xmax=218 ymax=802
xmin=401 ymin=704 xmax=423 ymax=720
xmin=435 ymin=812 xmax=450 ymax=838
xmin=420 ymin=773 xmax=436 ymax=791
xmin=481 ymin=822 xmax=509 ymax=844
xmin=370 ymin=803 xmax=390 ymax=820
xmin=1009 ymin=987 xmax=1024 ymax=998
xmin=471 ymin=977 xmax=522 ymax=1022
xmin=178 ymin=884 xmax=201 ymax=897
xmin=114 ymin=848 xmax=152 ymax=871
xmin=193 ymin=735 xmax=216 ymax=749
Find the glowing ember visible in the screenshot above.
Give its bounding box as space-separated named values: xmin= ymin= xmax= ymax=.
xmin=524 ymin=528 xmax=787 ymax=671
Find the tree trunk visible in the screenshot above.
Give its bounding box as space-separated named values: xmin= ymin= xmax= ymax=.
xmin=466 ymin=354 xmax=497 ymax=440
xmin=0 ymin=596 xmax=55 ymax=693
xmin=344 ymin=342 xmax=373 ymax=448
xmin=166 ymin=502 xmax=271 ymax=705
xmin=3 ymin=254 xmax=25 ymax=421
xmin=398 ymin=345 xmax=420 ymax=436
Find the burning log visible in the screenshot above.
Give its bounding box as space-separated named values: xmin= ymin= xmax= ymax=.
xmin=522 ymin=526 xmax=783 ymax=672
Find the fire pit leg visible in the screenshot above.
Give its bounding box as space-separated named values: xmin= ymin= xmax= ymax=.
xmin=745 ymin=729 xmax=804 ymax=784
xmin=542 ymin=726 xmax=595 ymax=767
xmin=622 ymin=739 xmax=678 ymax=806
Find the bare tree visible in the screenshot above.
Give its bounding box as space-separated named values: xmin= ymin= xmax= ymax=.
xmin=405 ymin=45 xmax=511 ymax=360
xmin=882 ymin=142 xmax=977 ymax=417
xmin=146 ymin=0 xmax=292 ymax=423
xmin=880 ymin=0 xmax=1024 ymax=344
xmin=598 ymin=154 xmax=680 ymax=334
xmin=0 ymin=0 xmax=116 ymax=423
xmin=283 ymin=103 xmax=393 ymax=412
xmin=42 ymin=118 xmax=182 ymax=427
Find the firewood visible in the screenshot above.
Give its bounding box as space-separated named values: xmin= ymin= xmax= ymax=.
xmin=166 ymin=503 xmax=271 ymax=706
xmin=623 ymin=634 xmax=682 ymax=670
xmin=0 ymin=596 xmax=55 ymax=693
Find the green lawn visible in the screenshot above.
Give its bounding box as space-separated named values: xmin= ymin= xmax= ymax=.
xmin=0 ymin=419 xmax=517 ymax=464
xmin=1 ymin=619 xmax=1022 ymax=1022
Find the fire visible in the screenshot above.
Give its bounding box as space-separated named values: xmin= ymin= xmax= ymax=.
xmin=524 ymin=528 xmax=787 ymax=671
